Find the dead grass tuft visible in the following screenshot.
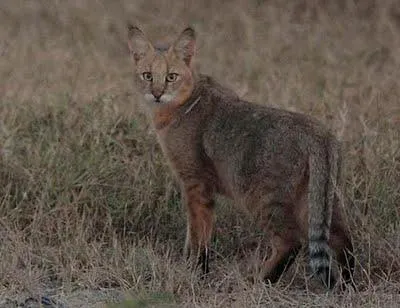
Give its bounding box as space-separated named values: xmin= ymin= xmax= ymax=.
xmin=1 ymin=0 xmax=399 ymax=307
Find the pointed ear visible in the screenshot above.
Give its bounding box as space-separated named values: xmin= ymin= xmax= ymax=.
xmin=127 ymin=24 xmax=153 ymax=63
xmin=172 ymin=27 xmax=196 ymax=66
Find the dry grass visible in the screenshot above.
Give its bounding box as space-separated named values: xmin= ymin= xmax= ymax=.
xmin=0 ymin=0 xmax=400 ymax=307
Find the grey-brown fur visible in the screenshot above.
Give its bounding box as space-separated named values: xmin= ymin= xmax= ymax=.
xmin=127 ymin=26 xmax=354 ymax=290
xmin=157 ymin=75 xmax=353 ymax=288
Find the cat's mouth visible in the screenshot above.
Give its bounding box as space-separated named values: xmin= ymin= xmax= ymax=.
xmin=144 ymin=93 xmax=173 ymax=104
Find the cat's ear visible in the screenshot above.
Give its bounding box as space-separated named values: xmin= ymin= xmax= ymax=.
xmin=171 ymin=27 xmax=196 ymax=66
xmin=127 ymin=24 xmax=154 ymax=63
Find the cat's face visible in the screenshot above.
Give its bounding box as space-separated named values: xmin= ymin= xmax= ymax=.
xmin=128 ymin=26 xmax=196 ymax=107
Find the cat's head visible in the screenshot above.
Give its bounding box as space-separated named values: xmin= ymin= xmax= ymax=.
xmin=127 ymin=25 xmax=196 ymax=107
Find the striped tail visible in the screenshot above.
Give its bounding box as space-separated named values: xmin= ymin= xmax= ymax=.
xmin=308 ymin=138 xmax=339 ymax=289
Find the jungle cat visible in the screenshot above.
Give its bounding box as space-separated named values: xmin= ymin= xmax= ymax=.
xmin=127 ymin=25 xmax=354 ymax=289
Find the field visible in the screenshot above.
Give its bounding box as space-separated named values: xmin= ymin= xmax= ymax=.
xmin=1 ymin=0 xmax=400 ymax=307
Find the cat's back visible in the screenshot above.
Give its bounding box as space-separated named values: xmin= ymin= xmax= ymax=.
xmin=200 ymin=76 xmax=331 ymax=147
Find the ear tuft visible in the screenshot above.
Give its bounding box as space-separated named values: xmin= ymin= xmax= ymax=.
xmin=173 ymin=27 xmax=196 ymax=66
xmin=181 ymin=27 xmax=196 ymax=40
xmin=127 ymin=24 xmax=153 ymax=63
xmin=127 ymin=24 xmax=143 ymax=39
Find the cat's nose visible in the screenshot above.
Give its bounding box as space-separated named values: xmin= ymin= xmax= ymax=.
xmin=152 ymin=93 xmax=163 ymax=103
xmin=152 ymin=87 xmax=163 ymax=101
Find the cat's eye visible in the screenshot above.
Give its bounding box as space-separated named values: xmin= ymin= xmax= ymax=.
xmin=142 ymin=72 xmax=153 ymax=81
xmin=166 ymin=73 xmax=178 ymax=82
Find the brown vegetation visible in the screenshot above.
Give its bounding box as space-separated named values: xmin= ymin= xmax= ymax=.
xmin=0 ymin=0 xmax=399 ymax=307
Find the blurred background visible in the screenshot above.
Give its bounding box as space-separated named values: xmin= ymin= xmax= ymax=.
xmin=1 ymin=0 xmax=399 ymax=307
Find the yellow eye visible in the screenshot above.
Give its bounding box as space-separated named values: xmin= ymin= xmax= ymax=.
xmin=166 ymin=73 xmax=178 ymax=82
xmin=142 ymin=72 xmax=153 ymax=81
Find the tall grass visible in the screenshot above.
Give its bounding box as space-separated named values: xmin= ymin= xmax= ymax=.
xmin=0 ymin=0 xmax=399 ymax=306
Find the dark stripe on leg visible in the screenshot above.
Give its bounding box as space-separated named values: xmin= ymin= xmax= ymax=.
xmin=198 ymin=247 xmax=209 ymax=276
